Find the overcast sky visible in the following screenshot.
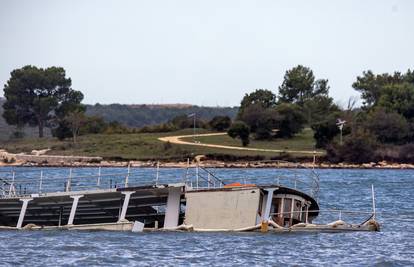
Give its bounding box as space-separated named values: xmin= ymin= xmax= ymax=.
xmin=0 ymin=0 xmax=413 ymax=107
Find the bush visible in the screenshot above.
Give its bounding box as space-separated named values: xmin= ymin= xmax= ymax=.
xmin=238 ymin=104 xmax=281 ymax=139
xmin=326 ymin=130 xmax=378 ymax=164
xmin=205 ymin=153 xmax=265 ymax=162
xmin=365 ymin=109 xmax=409 ymax=144
xmin=227 ymin=121 xmax=250 ymax=146
xmin=138 ymin=123 xmax=178 ymax=133
xmin=52 ymin=120 xmax=72 ymax=140
xmin=80 ymin=116 xmax=108 ymax=134
xmin=398 ymin=143 xmax=414 ymax=163
xmin=274 ymin=103 xmax=306 ymax=138
xmin=311 ymin=117 xmax=340 ymax=148
xmin=10 ymin=130 xmax=25 ymax=139
xmin=163 ymin=141 xmax=173 ymax=150
xmin=170 ymin=115 xmax=207 ymax=129
xmin=209 ymin=116 xmax=231 ymax=131
xmin=104 ymin=121 xmax=132 ymax=134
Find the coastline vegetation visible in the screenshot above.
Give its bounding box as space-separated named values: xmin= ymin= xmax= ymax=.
xmin=1 ymin=65 xmax=414 ymax=164
xmin=1 ymin=129 xmax=316 ymax=161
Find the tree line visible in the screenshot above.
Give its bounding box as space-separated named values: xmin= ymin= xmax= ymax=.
xmin=85 ymin=104 xmax=237 ymax=128
xmin=226 ymin=65 xmax=338 ymax=146
xmin=1 ymin=65 xmax=236 ymax=142
xmin=226 ymin=66 xmax=414 ymax=163
xmin=3 ymin=64 xmax=414 ymax=163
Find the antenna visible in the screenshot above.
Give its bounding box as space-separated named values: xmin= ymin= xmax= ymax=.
xmin=188 ymin=113 xmax=196 ymax=143
xmin=371 ymin=184 xmax=376 ymax=220
xmin=336 ymin=118 xmax=346 ymax=145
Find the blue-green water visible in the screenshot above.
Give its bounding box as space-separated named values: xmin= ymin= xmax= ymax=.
xmin=0 ymin=167 xmax=413 ymax=266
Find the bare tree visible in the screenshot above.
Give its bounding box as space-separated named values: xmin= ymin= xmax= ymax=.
xmin=65 ymin=111 xmax=86 ymax=144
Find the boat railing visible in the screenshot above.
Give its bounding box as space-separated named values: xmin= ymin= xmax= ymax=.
xmin=270 ymin=208 xmax=376 ymax=225
xmin=0 ymin=165 xmax=228 ymax=198
xmin=0 ymin=166 xmax=179 ymax=198
xmin=273 ymin=160 xmax=320 ymax=200
xmin=184 ymin=165 xmax=226 ymax=190
xmin=0 ymin=161 xmax=319 ymax=198
xmin=184 ymin=162 xmax=319 ymax=200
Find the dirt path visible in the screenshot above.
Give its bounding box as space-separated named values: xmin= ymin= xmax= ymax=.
xmin=158 ymin=133 xmax=322 ymax=155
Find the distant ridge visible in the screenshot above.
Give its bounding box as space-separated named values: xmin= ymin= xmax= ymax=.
xmin=85 ymin=103 xmax=238 ymax=127
xmin=0 ymin=97 xmax=239 ymax=140
xmin=128 ymin=103 xmax=194 ymax=109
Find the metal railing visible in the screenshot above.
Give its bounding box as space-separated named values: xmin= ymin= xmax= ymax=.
xmin=0 ymin=161 xmax=319 ymax=198
xmin=184 ymin=164 xmax=225 ymax=189
xmin=0 ymin=166 xmax=172 ymax=198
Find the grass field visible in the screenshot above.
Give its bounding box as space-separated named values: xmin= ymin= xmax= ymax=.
xmin=181 ymin=128 xmax=320 ymax=152
xmin=1 ymin=128 xmax=321 ymax=161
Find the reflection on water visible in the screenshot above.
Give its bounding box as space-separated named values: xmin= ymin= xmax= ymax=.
xmin=0 ymin=167 xmax=413 ymax=266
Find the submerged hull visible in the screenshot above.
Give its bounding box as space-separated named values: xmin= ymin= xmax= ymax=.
xmin=0 ymin=183 xmax=379 ymax=232
xmin=0 ymin=165 xmax=379 ymax=233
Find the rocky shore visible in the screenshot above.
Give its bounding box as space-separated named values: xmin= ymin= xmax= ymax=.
xmin=1 ymin=157 xmax=413 ymax=170
xmin=1 ymin=148 xmax=413 ymax=169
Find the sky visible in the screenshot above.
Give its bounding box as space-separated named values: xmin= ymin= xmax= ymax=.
xmin=0 ymin=0 xmax=413 ymax=107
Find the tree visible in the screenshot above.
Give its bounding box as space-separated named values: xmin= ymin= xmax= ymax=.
xmin=104 ymin=121 xmax=131 ymax=134
xmin=302 ymin=95 xmax=339 ymax=125
xmin=377 ymin=83 xmax=414 ymax=119
xmin=65 ymin=110 xmax=87 ymax=143
xmin=278 ymin=65 xmax=329 ymax=106
xmin=170 ymin=115 xmax=206 ymax=129
xmin=209 ymin=116 xmax=231 ymax=131
xmin=326 ymin=130 xmax=378 ymax=164
xmin=80 ymin=116 xmax=108 ymax=134
xmin=238 ymin=104 xmax=282 ymax=139
xmin=238 ymin=89 xmax=276 ymax=118
xmin=52 ymin=120 xmax=72 ymax=140
xmin=352 ymin=70 xmax=406 ymax=107
xmin=2 ymin=65 xmax=83 ymax=138
xmin=311 ymin=115 xmax=341 ymax=148
xmin=274 ymin=103 xmax=306 ymax=138
xmin=227 ymin=121 xmax=250 ymax=146
xmin=365 ymin=109 xmax=409 ymax=144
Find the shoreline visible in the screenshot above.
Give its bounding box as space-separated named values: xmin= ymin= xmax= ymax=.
xmin=2 ymin=148 xmax=413 ymax=169
xmin=1 ymin=159 xmax=414 ymax=169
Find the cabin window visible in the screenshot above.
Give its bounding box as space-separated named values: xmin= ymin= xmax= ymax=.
xmin=301 ymin=204 xmax=307 ymax=222
xmin=292 ymin=200 xmax=302 ymax=221
xmin=272 ymin=198 xmax=281 ymax=216
xmin=283 ymin=198 xmax=292 ymax=217
xmin=258 ymin=191 xmax=264 ymax=216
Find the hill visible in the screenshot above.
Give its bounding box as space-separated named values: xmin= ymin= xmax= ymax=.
xmin=0 ymin=97 xmax=238 ymax=140
xmin=85 ymin=103 xmax=238 ymax=127
xmin=1 ymin=129 xmax=318 ymax=162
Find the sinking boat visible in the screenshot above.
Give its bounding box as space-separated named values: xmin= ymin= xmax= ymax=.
xmin=0 ymin=162 xmax=380 ymax=232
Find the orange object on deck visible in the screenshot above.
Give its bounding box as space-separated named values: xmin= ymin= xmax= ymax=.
xmin=224 ymin=182 xmax=256 ymax=188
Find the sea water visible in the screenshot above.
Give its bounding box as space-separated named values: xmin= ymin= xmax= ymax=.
xmin=0 ymin=167 xmax=413 ymax=266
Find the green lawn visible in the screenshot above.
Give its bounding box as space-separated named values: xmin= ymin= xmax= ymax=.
xmin=182 ymin=128 xmax=320 ymax=153
xmin=1 ymin=128 xmax=322 ymax=161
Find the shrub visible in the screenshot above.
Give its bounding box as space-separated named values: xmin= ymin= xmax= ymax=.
xmin=104 ymin=121 xmax=132 ymax=134
xmin=170 ymin=115 xmax=207 ymax=129
xmin=398 ymin=143 xmax=414 ymax=163
xmin=365 ymin=109 xmax=409 ymax=144
xmin=138 ymin=123 xmax=177 ymax=133
xmin=163 ymin=141 xmax=173 ymax=150
xmin=274 ymin=103 xmax=306 ymax=138
xmin=209 ymin=116 xmax=231 ymax=131
xmin=327 ymin=130 xmax=378 ymax=164
xmin=311 ymin=117 xmax=340 ymax=148
xmin=227 ymin=121 xmax=250 ymax=146
xmin=80 ymin=116 xmax=108 ymax=134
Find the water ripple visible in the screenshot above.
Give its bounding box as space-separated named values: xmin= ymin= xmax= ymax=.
xmin=1 ymin=168 xmax=414 ymax=266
